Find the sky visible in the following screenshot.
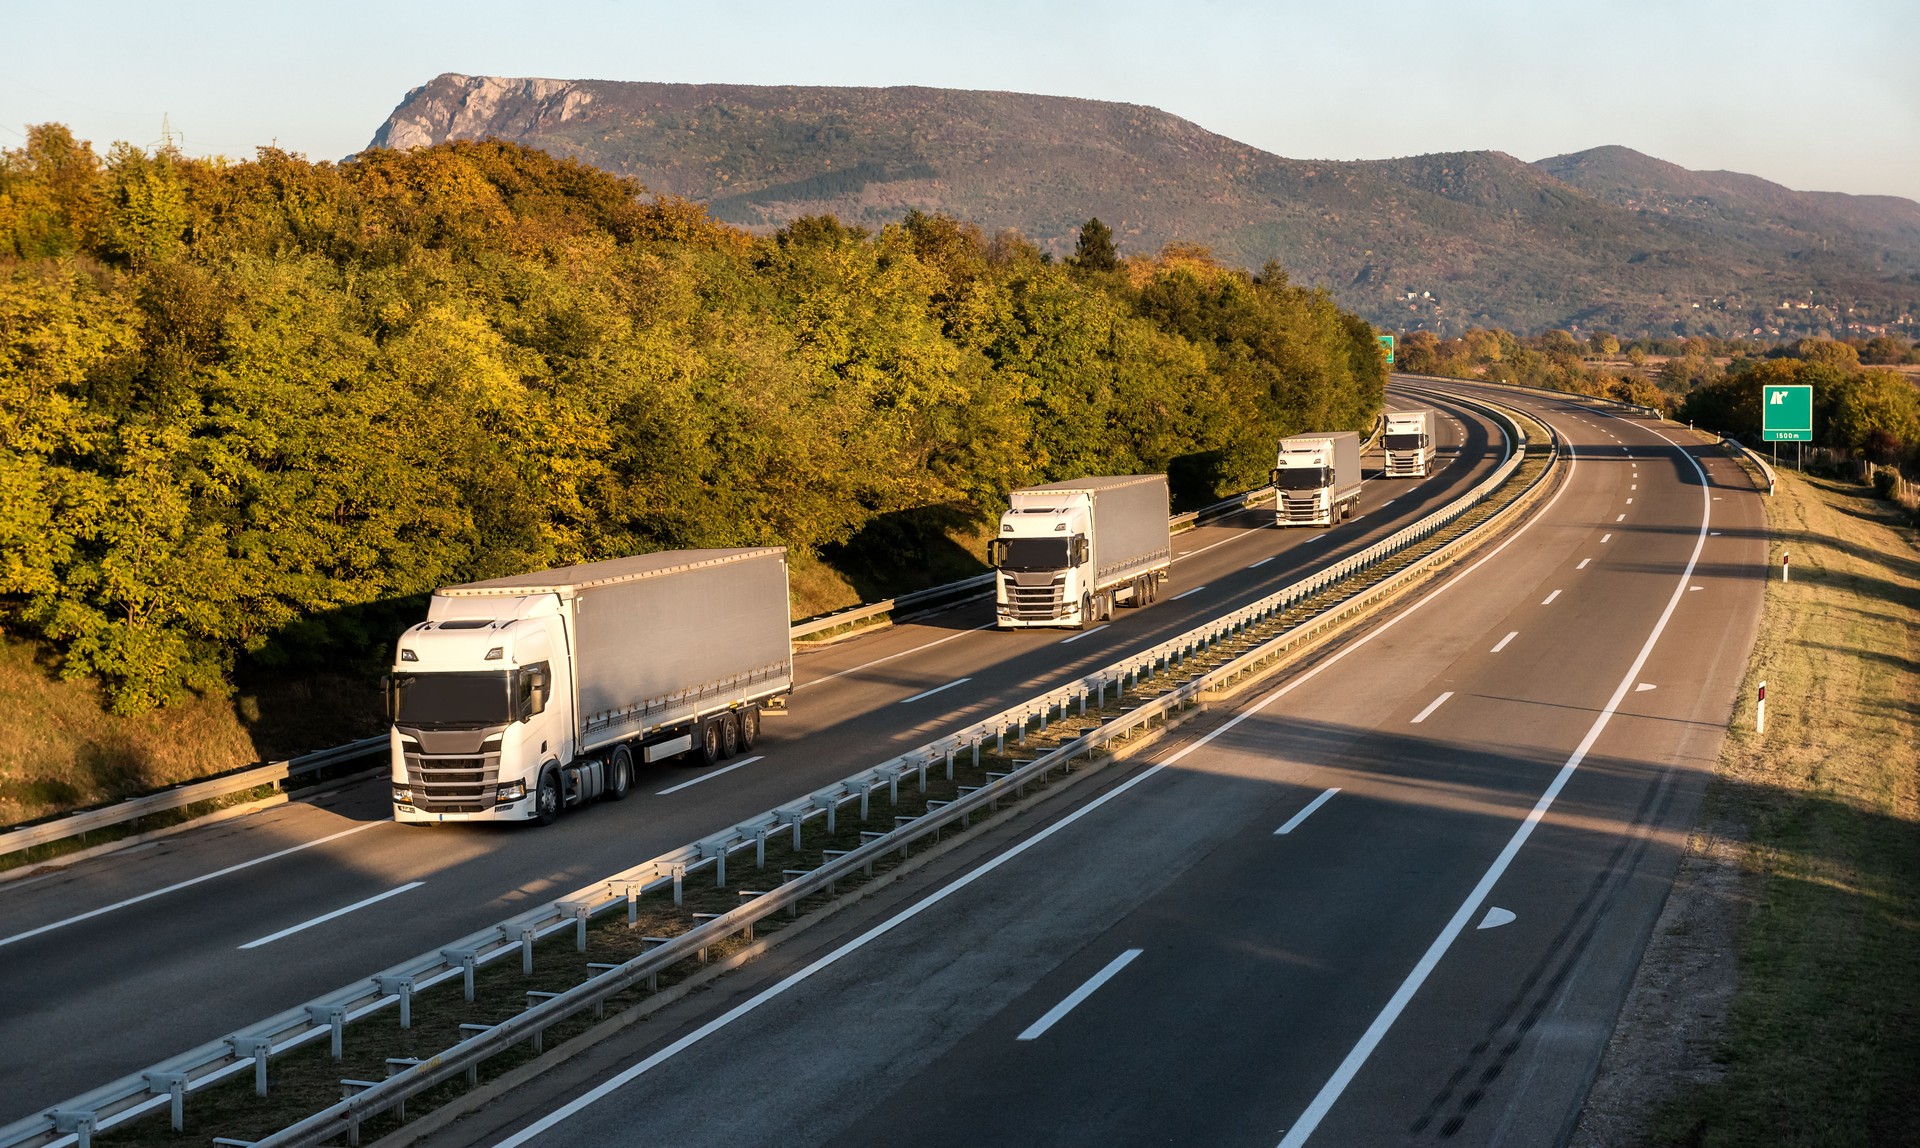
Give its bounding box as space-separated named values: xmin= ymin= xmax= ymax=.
xmin=4 ymin=0 xmax=1918 ymax=202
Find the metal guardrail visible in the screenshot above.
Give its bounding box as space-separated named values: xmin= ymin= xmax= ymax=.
xmin=0 ymin=738 xmax=388 ymax=859
xmin=0 ymin=388 xmax=1540 ymax=1148
xmin=1394 ymin=371 xmax=1662 ymax=420
xmin=1725 ymin=438 xmax=1778 ymax=496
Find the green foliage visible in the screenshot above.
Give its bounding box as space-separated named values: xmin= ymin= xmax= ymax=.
xmin=0 ymin=129 xmax=1384 ymax=712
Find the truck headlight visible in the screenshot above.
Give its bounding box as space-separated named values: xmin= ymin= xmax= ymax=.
xmin=496 ymin=781 xmax=526 ymax=803
xmin=392 ymin=787 xmax=412 ymax=804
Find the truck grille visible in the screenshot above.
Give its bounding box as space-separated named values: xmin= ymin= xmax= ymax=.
xmin=1385 ymin=451 xmax=1424 ymax=477
xmin=1006 ymin=582 xmax=1066 ymax=620
xmin=1279 ymin=494 xmax=1325 ymax=524
xmin=405 ymin=753 xmax=502 ymax=812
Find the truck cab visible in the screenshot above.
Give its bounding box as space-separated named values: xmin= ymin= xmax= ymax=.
xmin=1273 ymin=444 xmax=1343 ymax=526
xmin=386 ymin=595 xmax=573 ymax=824
xmin=991 ymin=498 xmax=1095 ymax=628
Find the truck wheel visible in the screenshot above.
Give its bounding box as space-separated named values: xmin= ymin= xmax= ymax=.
xmin=738 ymin=705 xmax=760 ymax=751
xmin=605 ymin=746 xmax=633 ymax=802
xmin=719 ymin=713 xmax=740 ymax=758
xmin=534 ymin=768 xmax=562 ymax=826
xmin=698 ymin=718 xmax=725 ymax=766
xmin=1078 ymin=594 xmax=1092 ymax=630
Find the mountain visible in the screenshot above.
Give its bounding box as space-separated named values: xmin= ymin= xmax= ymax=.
xmin=369 ymin=74 xmax=1920 ymax=338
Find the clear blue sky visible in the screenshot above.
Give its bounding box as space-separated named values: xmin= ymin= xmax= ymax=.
xmin=4 ymin=0 xmax=1917 ymax=201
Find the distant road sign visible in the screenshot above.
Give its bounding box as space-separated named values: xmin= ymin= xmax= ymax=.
xmin=1378 ymin=334 xmax=1395 ymax=366
xmin=1761 ymin=384 xmax=1812 ymax=442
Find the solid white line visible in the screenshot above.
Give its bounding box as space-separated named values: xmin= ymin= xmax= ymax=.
xmin=1275 ymin=788 xmax=1341 ymax=835
xmin=1541 ymin=589 xmax=1562 ymax=605
xmin=795 ymin=623 xmax=994 ymax=691
xmin=899 ymin=677 xmax=972 ymax=704
xmin=1059 ymin=625 xmax=1108 ymax=645
xmin=239 ymin=882 xmax=424 ymax=950
xmin=1576 ymin=558 xmax=1591 ymax=570
xmin=1490 ymin=631 xmax=1518 ymax=653
xmin=1409 ymin=691 xmax=1454 ymax=724
xmin=1016 ymin=949 xmax=1144 ymax=1041
xmin=1248 ymin=556 xmax=1277 ymax=569
xmin=1276 ymin=423 xmax=1711 ymax=1148
xmin=1171 ymin=586 xmax=1208 ymax=601
xmin=0 ymin=823 xmax=380 ymax=950
xmin=491 ymin=403 xmax=1578 ymax=1148
xmin=654 ymin=756 xmax=764 ymax=796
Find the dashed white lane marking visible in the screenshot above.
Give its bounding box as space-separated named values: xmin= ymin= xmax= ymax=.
xmin=1626 ymin=498 xmax=1633 ymax=505
xmin=1635 ymin=683 xmax=1658 ymax=692
xmin=1690 ymin=586 xmax=1705 ymax=592
xmin=797 ymin=623 xmax=995 ymax=691
xmin=1601 ymin=533 xmax=1612 ymax=543
xmin=1576 ymin=558 xmax=1591 ymax=570
xmin=900 ymin=677 xmax=972 ymax=704
xmin=1410 ymin=691 xmax=1454 ymax=724
xmin=1248 ymin=556 xmax=1276 ymax=569
xmin=1016 ymin=949 xmax=1144 ymax=1041
xmin=1616 ymin=514 xmax=1627 ymax=522
xmin=1171 ymin=586 xmax=1209 ymax=601
xmin=656 ymin=756 xmax=765 ymax=796
xmin=0 ymin=823 xmax=380 ymax=950
xmin=1058 ymin=625 xmax=1108 ymax=645
xmin=1275 ymin=788 xmax=1342 ymax=835
xmin=240 ymin=882 xmax=425 ymax=950
xmin=1490 ymin=631 xmax=1518 ymax=653
xmin=1541 ymin=589 xmax=1562 ymax=605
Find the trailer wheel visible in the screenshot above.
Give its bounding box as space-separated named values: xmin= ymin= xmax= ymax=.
xmin=719 ymin=712 xmax=740 ymax=758
xmin=738 ymin=705 xmax=760 ymax=751
xmin=605 ymin=746 xmax=633 ymax=802
xmin=698 ymin=718 xmax=725 ymax=766
xmin=534 ymin=768 xmax=562 ymax=826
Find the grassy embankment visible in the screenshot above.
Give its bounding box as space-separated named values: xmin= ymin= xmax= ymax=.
xmin=1652 ymin=470 xmax=1919 ymax=1144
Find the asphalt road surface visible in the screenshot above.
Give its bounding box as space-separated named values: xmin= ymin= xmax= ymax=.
xmin=0 ymin=388 xmax=1508 ymax=1119
xmin=413 ymin=382 xmax=1766 ymax=1148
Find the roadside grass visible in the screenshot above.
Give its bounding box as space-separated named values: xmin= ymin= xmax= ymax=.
xmin=1650 ymin=472 xmax=1920 ymax=1146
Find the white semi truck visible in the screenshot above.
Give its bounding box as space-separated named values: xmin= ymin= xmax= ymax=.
xmin=990 ymin=474 xmax=1172 ymax=630
xmin=385 ymin=548 xmax=792 ymax=826
xmin=1383 ymin=409 xmax=1437 ymax=478
xmin=1272 ymin=432 xmax=1364 ymax=527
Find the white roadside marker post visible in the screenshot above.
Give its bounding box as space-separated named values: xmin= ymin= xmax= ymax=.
xmin=1782 ymin=550 xmax=1790 ymax=583
xmin=1757 ymin=680 xmax=1767 ymax=735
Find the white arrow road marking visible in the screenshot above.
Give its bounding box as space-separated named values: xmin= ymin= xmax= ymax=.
xmin=1477 ymin=907 xmax=1516 ymax=930
xmin=1636 ymin=683 xmax=1658 ymax=692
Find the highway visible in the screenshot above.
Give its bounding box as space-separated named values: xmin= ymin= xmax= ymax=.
xmin=0 ymin=389 xmax=1510 ymax=1119
xmin=404 ymin=382 xmax=1767 ymax=1148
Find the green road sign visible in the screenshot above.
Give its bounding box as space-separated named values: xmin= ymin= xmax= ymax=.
xmin=1762 ymin=383 xmax=1812 ymax=442
xmin=1378 ymin=334 xmax=1395 ymax=366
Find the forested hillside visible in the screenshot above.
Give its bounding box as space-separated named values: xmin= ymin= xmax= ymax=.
xmin=371 ymin=74 xmax=1920 ymax=339
xmin=0 ymin=126 xmax=1383 ymax=716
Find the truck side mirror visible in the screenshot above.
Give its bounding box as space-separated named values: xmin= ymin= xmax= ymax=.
xmin=987 ymin=540 xmax=1006 ymax=566
xmin=1073 ymin=538 xmax=1089 ymax=565
xmin=525 ymin=667 xmax=547 ymax=718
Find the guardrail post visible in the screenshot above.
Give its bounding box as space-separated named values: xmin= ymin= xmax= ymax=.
xmin=917 ymin=756 xmax=929 ymax=793
xmin=971 ymin=738 xmax=981 ymax=768
xmin=753 ymin=828 xmax=768 ymax=870
xmin=506 ymin=924 xmax=536 ymax=974
xmin=715 ymin=848 xmax=727 ymax=889
xmin=672 ymin=865 xmax=685 ymax=906
xmin=375 ymin=976 xmax=415 ymax=1029
xmin=51 ymin=1110 xmax=95 ymax=1148
xmin=144 ymin=1071 xmax=188 ymax=1131
xmin=444 ymin=948 xmax=479 ymax=1002
xmin=307 ymin=1004 xmax=347 ymax=1060
xmin=945 ymin=748 xmax=955 ymax=781
xmin=790 ymin=814 xmax=804 ymax=850
xmin=228 ymin=1035 xmax=272 ymax=1095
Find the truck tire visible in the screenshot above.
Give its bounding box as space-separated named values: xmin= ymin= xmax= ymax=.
xmin=698 ymin=717 xmax=725 ymax=766
xmin=719 ymin=712 xmax=740 ymax=758
xmin=738 ymin=705 xmax=760 ymax=751
xmin=1078 ymin=593 xmax=1092 ymax=630
xmin=605 ymin=746 xmax=633 ymax=802
xmin=534 ymin=768 xmax=562 ymax=826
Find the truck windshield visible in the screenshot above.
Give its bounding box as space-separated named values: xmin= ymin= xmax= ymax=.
xmin=995 ymin=537 xmax=1072 ymax=571
xmin=1273 ymin=466 xmax=1331 ymax=491
xmin=392 ymin=672 xmax=513 ymax=729
xmin=1385 ymin=433 xmax=1427 ymax=450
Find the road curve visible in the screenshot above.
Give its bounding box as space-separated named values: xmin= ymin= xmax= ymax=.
xmin=416 ymin=382 xmax=1766 ymax=1148
xmin=0 ymin=390 xmax=1510 ymax=1118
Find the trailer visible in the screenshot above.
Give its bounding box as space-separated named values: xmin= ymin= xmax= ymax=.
xmin=1383 ymin=409 xmax=1437 ymax=478
xmin=1273 ymin=432 xmax=1364 ymax=527
xmin=991 ymin=474 xmax=1172 ymax=629
xmin=385 ymin=548 xmax=792 ymax=825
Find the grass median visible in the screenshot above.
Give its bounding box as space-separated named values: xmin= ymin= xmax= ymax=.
xmin=1647 ymin=470 xmax=1920 ymax=1146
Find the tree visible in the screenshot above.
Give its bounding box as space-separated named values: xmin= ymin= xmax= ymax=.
xmin=1069 ymin=217 xmax=1117 ymax=273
